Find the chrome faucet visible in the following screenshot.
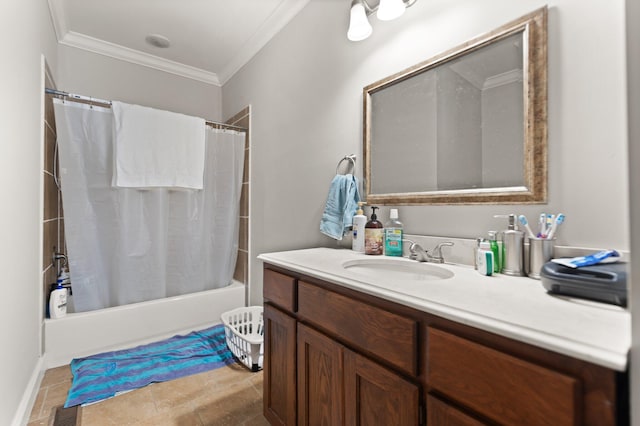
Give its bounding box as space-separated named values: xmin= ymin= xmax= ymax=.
xmin=405 ymin=240 xmax=454 ymax=264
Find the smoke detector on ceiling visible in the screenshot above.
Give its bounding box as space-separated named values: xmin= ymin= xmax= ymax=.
xmin=145 ymin=34 xmax=171 ymax=48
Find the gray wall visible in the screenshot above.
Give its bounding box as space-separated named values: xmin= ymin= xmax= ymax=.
xmin=222 ymin=0 xmax=629 ymax=307
xmin=0 ymin=1 xmax=58 ymax=424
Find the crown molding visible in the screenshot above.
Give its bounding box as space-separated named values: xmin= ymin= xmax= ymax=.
xmin=217 ymin=0 xmax=311 ymax=85
xmin=60 ymin=32 xmax=221 ymax=86
xmin=483 ymin=69 xmax=522 ymax=90
xmin=47 ymin=0 xmax=68 ymax=41
xmin=47 ymin=0 xmax=309 ymax=87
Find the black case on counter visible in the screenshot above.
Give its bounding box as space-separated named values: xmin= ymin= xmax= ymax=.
xmin=540 ymin=261 xmax=628 ymax=307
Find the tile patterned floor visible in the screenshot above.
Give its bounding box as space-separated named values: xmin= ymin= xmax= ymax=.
xmin=27 ymin=362 xmax=268 ymax=426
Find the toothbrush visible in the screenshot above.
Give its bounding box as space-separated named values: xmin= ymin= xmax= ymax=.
xmin=546 ymin=213 xmax=565 ymax=239
xmin=518 ymin=215 xmax=536 ymax=239
xmin=546 ymin=214 xmax=555 ymax=235
xmin=537 ymin=213 xmax=546 ymax=237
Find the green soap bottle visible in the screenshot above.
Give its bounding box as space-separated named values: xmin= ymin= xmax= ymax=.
xmin=384 ymin=209 xmax=403 ymax=257
xmin=488 ymin=230 xmax=502 ymax=273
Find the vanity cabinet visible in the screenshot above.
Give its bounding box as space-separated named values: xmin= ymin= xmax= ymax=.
xmin=264 ymin=267 xmax=421 ymax=425
xmin=262 ymin=264 xmax=627 ymax=426
xmin=297 ymin=322 xmax=420 ymax=426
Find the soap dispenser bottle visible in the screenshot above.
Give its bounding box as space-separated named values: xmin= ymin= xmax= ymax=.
xmin=352 ymin=202 xmax=367 ymax=253
xmin=496 ymin=214 xmax=525 ymax=276
xmin=364 ymin=206 xmax=384 ymax=255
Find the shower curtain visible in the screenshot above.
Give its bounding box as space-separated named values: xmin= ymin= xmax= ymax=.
xmin=53 ymin=99 xmax=245 ymax=312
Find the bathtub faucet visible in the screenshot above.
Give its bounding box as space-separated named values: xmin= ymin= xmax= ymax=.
xmin=52 ymin=251 xmax=67 ymax=268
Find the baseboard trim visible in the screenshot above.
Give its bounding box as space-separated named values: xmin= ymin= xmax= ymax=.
xmin=12 ymin=356 xmax=45 ymax=426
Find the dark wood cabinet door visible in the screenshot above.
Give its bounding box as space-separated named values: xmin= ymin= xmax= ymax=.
xmin=297 ymin=324 xmax=344 ymax=426
xmin=344 ymin=349 xmax=420 ymax=426
xmin=263 ymin=303 xmax=297 ymax=426
xmin=427 ymin=395 xmax=486 ymax=426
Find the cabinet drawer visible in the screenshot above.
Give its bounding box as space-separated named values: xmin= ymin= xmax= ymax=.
xmin=297 ymin=280 xmax=418 ymax=375
xmin=264 ymin=269 xmax=296 ymax=312
xmin=427 ymin=327 xmax=579 ymax=426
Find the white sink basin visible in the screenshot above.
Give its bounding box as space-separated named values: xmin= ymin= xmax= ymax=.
xmin=342 ymin=258 xmax=454 ymax=281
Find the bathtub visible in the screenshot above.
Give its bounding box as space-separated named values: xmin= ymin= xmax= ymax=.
xmin=44 ymin=281 xmax=246 ymax=368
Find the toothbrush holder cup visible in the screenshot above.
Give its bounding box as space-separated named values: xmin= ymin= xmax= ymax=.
xmin=527 ymin=238 xmax=555 ymax=279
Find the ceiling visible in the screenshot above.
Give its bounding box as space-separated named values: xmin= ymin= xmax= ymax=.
xmin=449 ymin=33 xmax=523 ymax=90
xmin=47 ymin=0 xmax=311 ymax=86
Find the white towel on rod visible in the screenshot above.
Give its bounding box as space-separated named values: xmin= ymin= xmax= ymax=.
xmin=112 ymin=101 xmax=206 ymax=189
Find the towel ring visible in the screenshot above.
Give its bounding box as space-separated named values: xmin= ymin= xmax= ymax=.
xmin=336 ymin=155 xmax=356 ymax=175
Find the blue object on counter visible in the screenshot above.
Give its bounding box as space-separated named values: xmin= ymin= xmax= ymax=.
xmin=540 ymin=261 xmax=627 ymax=307
xmin=551 ymin=249 xmax=620 ymax=268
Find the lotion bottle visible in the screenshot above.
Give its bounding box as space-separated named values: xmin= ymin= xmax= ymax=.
xmin=384 ymin=209 xmax=403 ymax=256
xmin=49 ymin=279 xmax=67 ymax=319
xmin=352 ymin=202 xmax=367 ymax=253
xmin=364 ymin=206 xmax=384 ymax=255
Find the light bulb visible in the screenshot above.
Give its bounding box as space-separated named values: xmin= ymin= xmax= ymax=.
xmin=347 ymin=1 xmax=373 ymax=41
xmin=377 ymin=0 xmax=406 ymax=21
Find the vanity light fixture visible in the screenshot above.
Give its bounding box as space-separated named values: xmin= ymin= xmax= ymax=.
xmin=347 ymin=0 xmax=373 ymax=41
xmin=347 ymin=0 xmax=417 ymax=41
xmin=377 ymin=0 xmax=406 ymax=21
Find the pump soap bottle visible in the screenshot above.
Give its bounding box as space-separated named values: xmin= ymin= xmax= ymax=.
xmin=488 ymin=231 xmax=502 ymax=273
xmin=364 ymin=206 xmax=384 ymax=255
xmin=496 ymin=214 xmax=525 ymax=276
xmin=352 ymin=202 xmax=367 ymax=253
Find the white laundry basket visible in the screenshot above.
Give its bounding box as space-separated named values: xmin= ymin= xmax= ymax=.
xmin=221 ymin=306 xmax=264 ymax=372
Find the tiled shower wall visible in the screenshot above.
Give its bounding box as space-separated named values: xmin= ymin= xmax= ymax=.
xmin=226 ymin=107 xmax=250 ymax=290
xmin=42 ymin=69 xmax=66 ymax=314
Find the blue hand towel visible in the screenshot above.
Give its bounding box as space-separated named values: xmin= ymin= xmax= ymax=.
xmin=320 ymin=174 xmax=361 ymax=240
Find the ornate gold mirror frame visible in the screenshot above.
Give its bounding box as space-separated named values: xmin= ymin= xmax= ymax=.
xmin=363 ymin=7 xmax=547 ymax=205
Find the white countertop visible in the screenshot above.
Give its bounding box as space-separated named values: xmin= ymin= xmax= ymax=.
xmin=258 ymin=247 xmax=630 ymax=371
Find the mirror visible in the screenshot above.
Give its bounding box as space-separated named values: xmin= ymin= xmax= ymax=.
xmin=363 ymin=7 xmax=547 ymax=205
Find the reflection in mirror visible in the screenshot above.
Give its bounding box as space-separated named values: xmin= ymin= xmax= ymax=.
xmin=364 ymin=7 xmax=547 ymax=205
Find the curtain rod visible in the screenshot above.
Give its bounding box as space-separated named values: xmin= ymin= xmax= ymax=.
xmin=45 ymin=88 xmax=248 ymax=132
